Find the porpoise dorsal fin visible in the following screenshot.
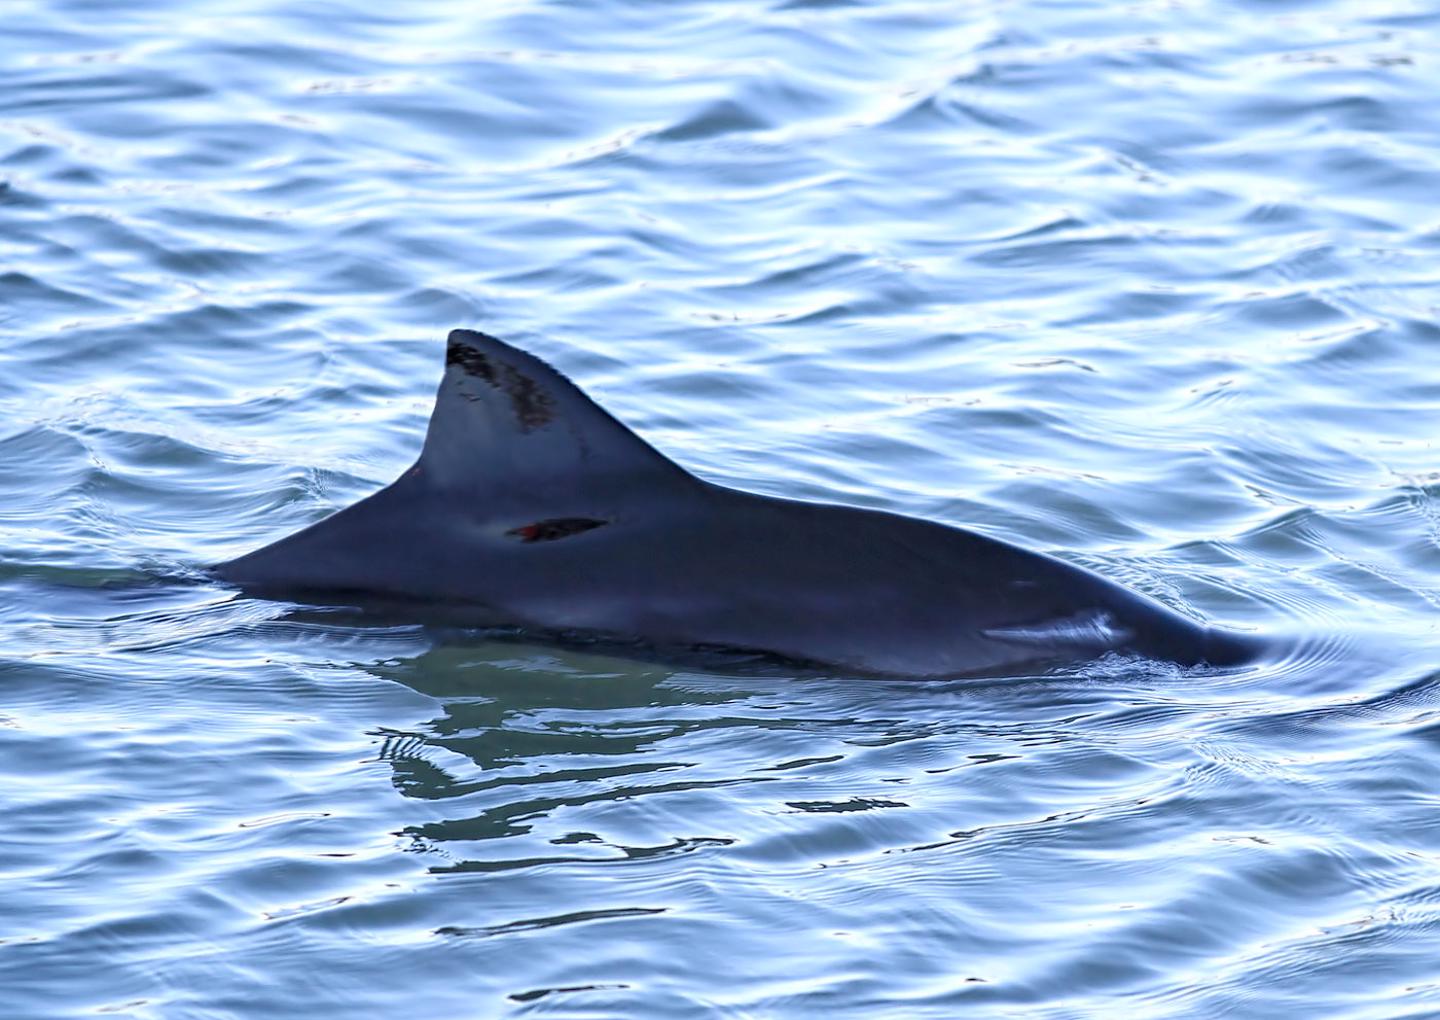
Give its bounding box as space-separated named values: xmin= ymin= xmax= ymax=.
xmin=417 ymin=329 xmax=696 ymax=510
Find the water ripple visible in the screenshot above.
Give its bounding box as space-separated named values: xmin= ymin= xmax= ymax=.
xmin=4 ymin=0 xmax=1440 ymax=1016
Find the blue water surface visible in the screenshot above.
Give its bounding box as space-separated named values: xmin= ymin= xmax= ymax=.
xmin=3 ymin=0 xmax=1440 ymax=1016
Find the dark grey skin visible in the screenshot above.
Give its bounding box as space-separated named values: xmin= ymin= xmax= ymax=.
xmin=216 ymin=329 xmax=1262 ymax=678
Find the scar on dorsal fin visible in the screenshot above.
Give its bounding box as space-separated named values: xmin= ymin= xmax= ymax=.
xmin=445 ymin=339 xmax=556 ymax=431
xmin=417 ymin=329 xmax=697 ymax=508
xmin=506 ymin=517 xmax=608 ymax=543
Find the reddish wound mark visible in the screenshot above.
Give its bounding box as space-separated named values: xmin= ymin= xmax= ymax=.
xmin=507 ymin=517 xmax=608 ymax=543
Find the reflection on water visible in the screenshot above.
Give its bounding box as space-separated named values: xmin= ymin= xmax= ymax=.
xmin=2 ymin=567 xmax=1439 ymax=1015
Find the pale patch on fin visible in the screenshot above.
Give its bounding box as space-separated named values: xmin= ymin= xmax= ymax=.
xmin=419 ymin=329 xmax=697 ymax=512
xmin=983 ymin=611 xmax=1132 ymax=647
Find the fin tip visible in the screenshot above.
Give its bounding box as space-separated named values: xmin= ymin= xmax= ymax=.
xmin=446 ymin=327 xmax=508 ymax=353
xmin=447 ymin=327 xmax=493 ymax=344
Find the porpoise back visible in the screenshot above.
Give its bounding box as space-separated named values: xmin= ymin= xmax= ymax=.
xmin=215 ymin=329 xmax=1260 ymax=678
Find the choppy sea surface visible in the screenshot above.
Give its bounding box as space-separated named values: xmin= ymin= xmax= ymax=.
xmin=4 ymin=0 xmax=1440 ymax=1016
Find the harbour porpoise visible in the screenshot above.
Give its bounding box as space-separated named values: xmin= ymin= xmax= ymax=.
xmin=215 ymin=328 xmax=1261 ymax=678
